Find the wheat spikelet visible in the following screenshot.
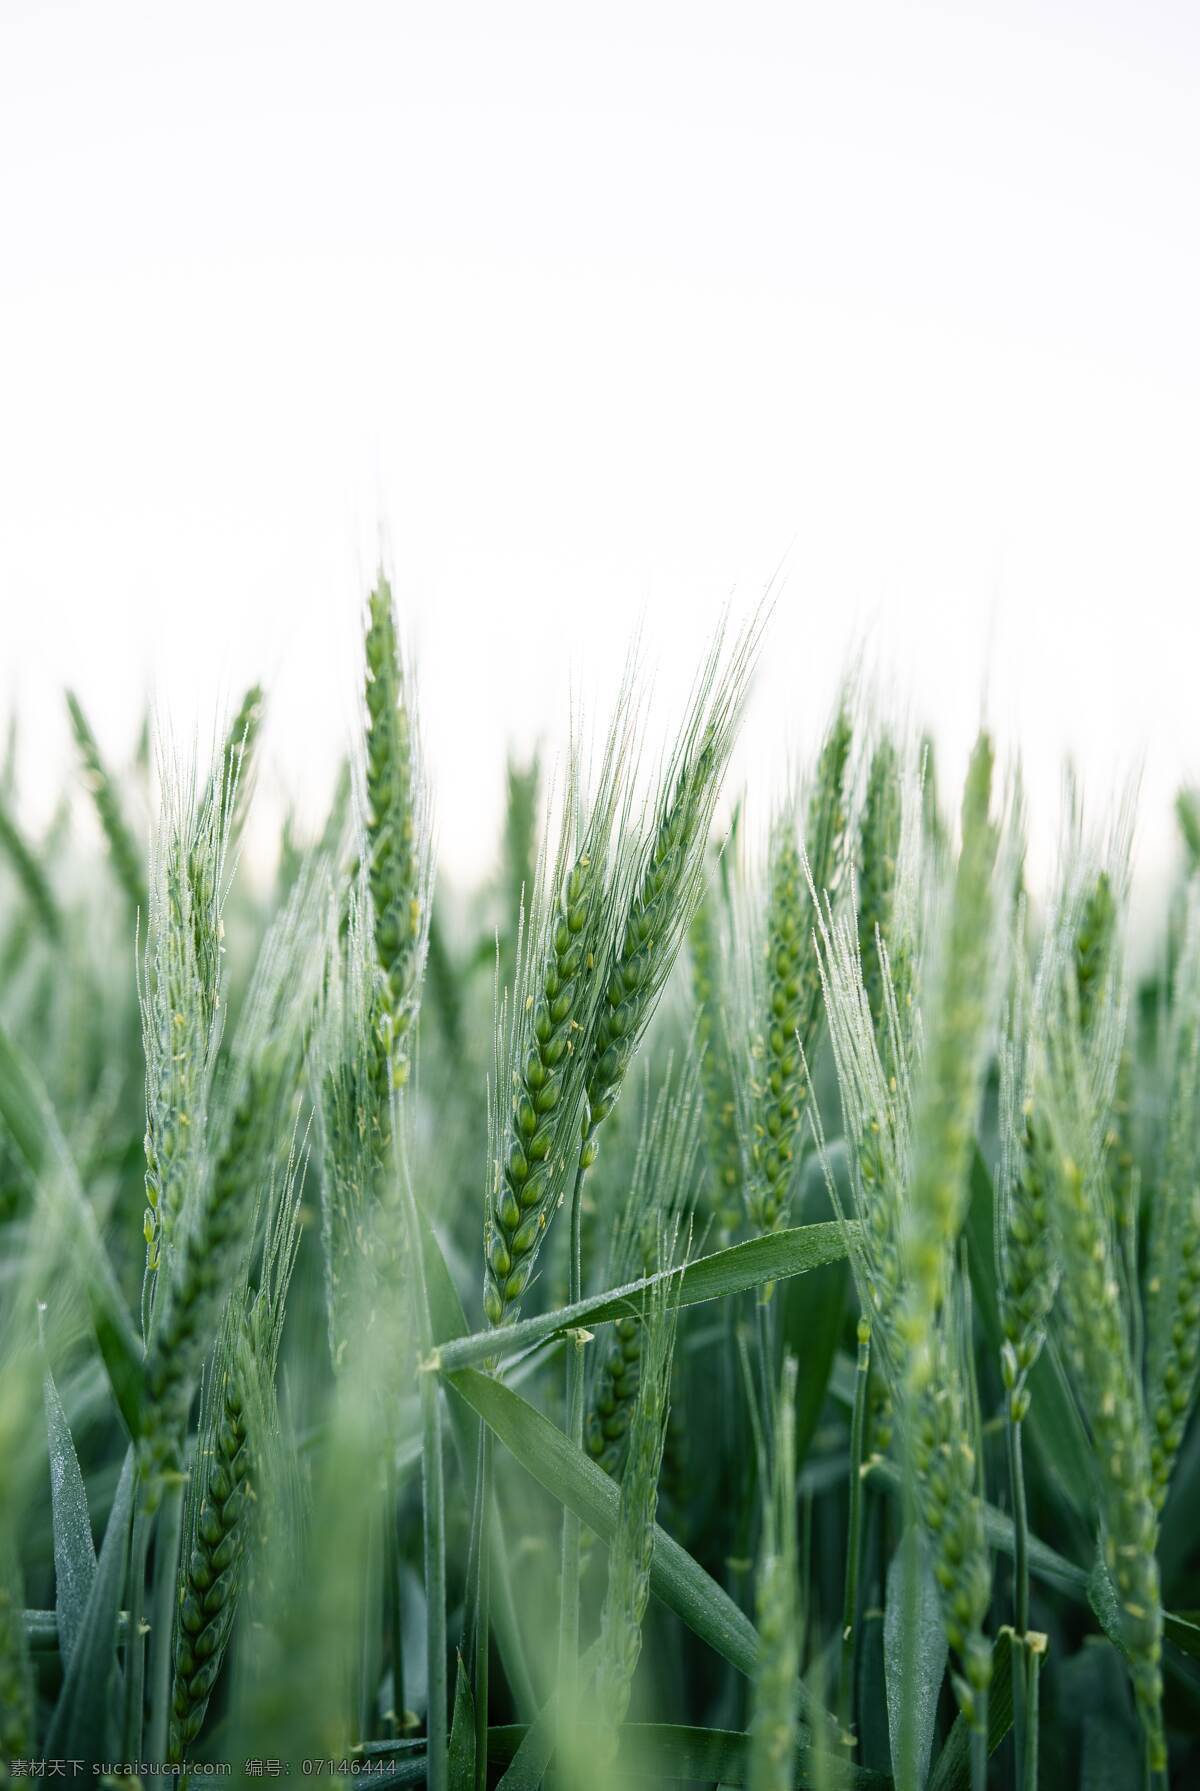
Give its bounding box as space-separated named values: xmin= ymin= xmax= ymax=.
xmin=363 ymin=577 xmax=429 ymax=1091
xmin=1041 ymin=960 xmax=1165 ymax=1770
xmin=593 ymin=1248 xmax=680 ymax=1762
xmin=688 ymin=865 xmax=744 ymax=1238
xmin=747 ymin=706 xmax=852 ymax=1233
xmin=901 ymin=733 xmax=1001 ymax=1389
xmin=1145 ymin=881 xmax=1200 ymax=1509
xmin=857 ymin=734 xmax=902 ymax=1039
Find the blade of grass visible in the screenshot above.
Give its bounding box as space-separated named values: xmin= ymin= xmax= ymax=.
xmin=45 ymin=1446 xmax=135 ymax=1767
xmin=43 ymin=1359 xmax=98 ymax=1668
xmin=433 ymin=1222 xmax=852 ymax=1373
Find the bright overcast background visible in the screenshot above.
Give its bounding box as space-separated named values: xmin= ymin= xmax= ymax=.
xmin=2 ymin=3 xmax=1198 ymax=916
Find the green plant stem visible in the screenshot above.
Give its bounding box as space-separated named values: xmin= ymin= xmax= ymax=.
xmin=1007 ymin=1414 xmax=1029 ymax=1636
xmin=122 ymin=1501 xmax=151 ymax=1761
xmin=400 ymin=1147 xmax=447 ymax=1791
xmin=147 ymin=1474 xmax=184 ymax=1764
xmin=385 ymin=1460 xmax=406 ymax=1736
xmin=361 ymin=1507 xmax=380 ymax=1742
xmin=473 ymin=1425 xmax=491 ymax=1791
xmin=420 ymin=1368 xmax=447 ymax=1791
xmin=1007 ymin=1410 xmax=1030 ymax=1784
xmin=971 ymin=1700 xmax=988 ymax=1791
xmin=1023 ymin=1640 xmax=1041 ymax=1791
xmin=838 ymin=1321 xmax=871 ymax=1741
xmin=558 ymin=1146 xmax=591 ymax=1710
xmin=754 ymin=1290 xmax=777 ymax=1457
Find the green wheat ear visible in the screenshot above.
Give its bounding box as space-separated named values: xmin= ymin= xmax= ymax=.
xmin=688 ymin=856 xmax=744 ymax=1238
xmin=66 ymin=691 xmax=147 ymax=912
xmin=592 ymin=1229 xmax=681 ymax=1766
xmin=1039 ymin=908 xmax=1166 ymax=1773
xmin=901 ymin=731 xmax=1001 ymax=1389
xmin=483 ymin=717 xmax=630 ymax=1328
xmin=857 ymin=733 xmax=902 ymax=1040
xmin=363 ymin=574 xmax=429 ymax=1091
xmin=748 ymin=705 xmax=853 ymax=1235
xmin=1145 ymin=882 xmax=1200 ymax=1509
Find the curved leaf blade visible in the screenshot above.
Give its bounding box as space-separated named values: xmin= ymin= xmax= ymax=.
xmin=434 ymin=1222 xmax=852 ymax=1373
xmin=44 ymin=1445 xmax=135 ymax=1766
xmin=43 ymin=1362 xmax=97 ymax=1667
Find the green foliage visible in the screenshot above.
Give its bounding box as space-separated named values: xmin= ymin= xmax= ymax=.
xmin=2 ymin=598 xmax=1200 ymax=1788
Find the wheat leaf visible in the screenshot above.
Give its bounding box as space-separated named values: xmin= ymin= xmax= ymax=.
xmin=434 ymin=1222 xmax=852 ymax=1373
xmin=44 ymin=1445 xmax=135 ymax=1766
xmin=43 ymin=1361 xmax=97 ymax=1669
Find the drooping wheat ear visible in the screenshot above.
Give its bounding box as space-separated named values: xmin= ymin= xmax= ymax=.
xmin=0 ymin=1538 xmax=32 ymax=1762
xmin=319 ymin=871 xmax=412 ymax=1361
xmin=0 ymin=798 xmax=61 ymax=941
xmin=142 ymin=875 xmax=320 ymax=1475
xmin=857 ymin=734 xmax=903 ymax=1040
xmin=586 ymin=1313 xmax=643 ymax=1478
xmin=593 ymin=1257 xmax=680 ymax=1764
xmin=817 ymin=801 xmax=993 ymax=1735
xmin=140 ymin=755 xmax=231 ymax=1281
xmin=65 ymin=691 xmax=147 ymax=912
xmin=583 ymin=631 xmax=755 ymax=1159
xmin=901 ymin=732 xmax=1001 ymax=1389
xmin=997 ymin=911 xmax=1058 ymax=1416
xmin=169 ymin=1320 xmax=254 ymax=1760
xmin=747 ymin=706 xmax=853 ymax=1233
xmin=168 ymin=1175 xmax=303 ymax=1765
xmin=748 ymin=1354 xmax=800 ymax=1791
xmin=363 ymin=575 xmax=429 ymax=1090
xmin=688 ymin=860 xmax=744 ymax=1238
xmin=909 ymin=1281 xmax=993 ymax=1729
xmin=141 ymin=1074 xmax=261 ymax=1478
xmin=998 ymin=867 xmax=1119 ymax=1417
xmin=1042 ymin=998 xmax=1165 ymax=1772
xmin=1145 ymin=881 xmax=1200 ymax=1509
xmin=814 ymin=767 xmax=923 ymax=1358
xmin=585 ymin=1073 xmax=701 ymax=1479
xmin=482 ymin=761 xmax=620 ymax=1327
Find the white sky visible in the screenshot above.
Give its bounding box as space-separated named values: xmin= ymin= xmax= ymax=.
xmin=2 ymin=2 xmax=1198 ymax=908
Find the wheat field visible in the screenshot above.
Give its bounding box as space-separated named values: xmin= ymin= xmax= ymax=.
xmin=1 ymin=580 xmax=1198 ymax=1789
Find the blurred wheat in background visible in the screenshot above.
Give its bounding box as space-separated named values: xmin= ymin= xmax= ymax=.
xmin=2 ymin=578 xmax=1200 ymax=1791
